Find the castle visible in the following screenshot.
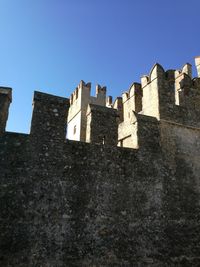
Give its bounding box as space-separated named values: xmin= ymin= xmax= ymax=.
xmin=0 ymin=57 xmax=200 ymax=266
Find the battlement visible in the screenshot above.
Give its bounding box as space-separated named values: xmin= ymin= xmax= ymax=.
xmin=69 ymin=80 xmax=106 ymax=107
xmin=137 ymin=61 xmax=200 ymax=126
xmin=70 ymin=80 xmax=91 ymax=105
xmin=1 ymin=57 xmax=200 ymax=149
xmin=95 ymin=84 xmax=106 ymax=95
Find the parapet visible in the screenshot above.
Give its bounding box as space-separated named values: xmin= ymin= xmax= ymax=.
xmin=1 ymin=55 xmax=200 ymax=150
xmin=69 ymin=80 xmax=107 ymax=108
xmin=139 ymin=59 xmax=200 ymax=125
xmin=70 ymin=80 xmax=91 ymax=105
xmin=96 ymin=84 xmax=106 ymax=95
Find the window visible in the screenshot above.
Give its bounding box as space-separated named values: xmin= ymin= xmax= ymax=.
xmin=73 ymin=125 xmax=76 ymax=135
xmin=102 ymin=136 xmax=105 ymax=144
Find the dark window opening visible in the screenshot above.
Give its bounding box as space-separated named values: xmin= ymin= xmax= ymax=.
xmin=73 ymin=125 xmax=76 ymax=135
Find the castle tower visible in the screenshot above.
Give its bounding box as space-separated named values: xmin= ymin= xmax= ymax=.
xmin=67 ymin=81 xmax=107 ymax=142
xmin=0 ymin=87 xmax=12 ymax=135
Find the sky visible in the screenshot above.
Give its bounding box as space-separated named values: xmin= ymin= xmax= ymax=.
xmin=0 ymin=0 xmax=200 ymax=133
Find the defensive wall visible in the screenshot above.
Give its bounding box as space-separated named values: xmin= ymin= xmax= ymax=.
xmin=0 ymin=57 xmax=200 ymax=266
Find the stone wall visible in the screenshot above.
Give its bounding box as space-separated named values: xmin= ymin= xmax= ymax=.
xmin=0 ymin=131 xmax=164 ymax=267
xmin=1 ymin=123 xmax=200 ymax=266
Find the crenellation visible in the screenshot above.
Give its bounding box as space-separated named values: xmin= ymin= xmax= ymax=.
xmin=141 ymin=75 xmax=149 ymax=88
xmin=182 ymin=63 xmax=192 ymax=78
xmin=95 ymin=84 xmax=106 ymax=106
xmin=149 ymin=63 xmax=165 ymax=81
xmin=1 ymin=57 xmax=200 ymax=149
xmin=95 ymin=84 xmax=106 ymax=95
xmin=65 ymin=57 xmax=200 ymax=148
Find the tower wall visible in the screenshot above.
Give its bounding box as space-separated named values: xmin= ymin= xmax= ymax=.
xmin=86 ymin=104 xmax=118 ymax=145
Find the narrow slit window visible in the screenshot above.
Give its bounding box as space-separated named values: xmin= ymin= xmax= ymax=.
xmin=73 ymin=125 xmax=76 ymax=135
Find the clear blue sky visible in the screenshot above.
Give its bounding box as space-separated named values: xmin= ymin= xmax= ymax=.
xmin=0 ymin=0 xmax=200 ymax=133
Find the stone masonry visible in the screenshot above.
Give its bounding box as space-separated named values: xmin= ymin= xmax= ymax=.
xmin=0 ymin=57 xmax=200 ymax=266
